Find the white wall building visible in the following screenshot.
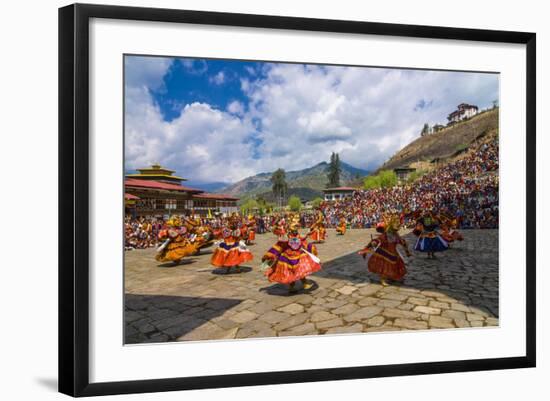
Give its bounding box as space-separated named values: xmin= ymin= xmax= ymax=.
xmin=323 ymin=187 xmax=356 ymax=201
xmin=447 ymin=103 xmax=479 ymax=123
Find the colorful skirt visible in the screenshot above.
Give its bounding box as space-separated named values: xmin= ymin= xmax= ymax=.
xmin=367 ymin=247 xmax=407 ymax=281
xmin=273 ymin=227 xmax=286 ymax=237
xmin=309 ymin=228 xmax=326 ymax=242
xmin=414 ymin=233 xmax=449 ymax=252
xmin=211 ymin=243 xmax=253 ymax=267
xmin=265 ymin=253 xmax=321 ymax=284
xmin=155 ymin=238 xmax=198 ymax=262
xmin=248 ymin=230 xmax=256 ymax=241
xmin=336 ymin=225 xmax=346 ymax=235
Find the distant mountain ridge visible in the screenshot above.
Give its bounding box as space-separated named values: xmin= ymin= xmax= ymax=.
xmin=217 ymin=161 xmax=370 ymax=200
xmin=184 ymin=181 xmax=230 ymax=192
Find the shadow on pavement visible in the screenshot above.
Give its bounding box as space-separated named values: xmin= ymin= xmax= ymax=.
xmin=211 ymin=266 xmax=253 ymax=275
xmin=156 ymin=259 xmax=197 ymax=268
xmin=125 ymin=294 xmax=242 ymax=344
xmin=259 ymin=279 xmax=319 ymax=296
xmin=318 ymin=234 xmax=499 ymax=318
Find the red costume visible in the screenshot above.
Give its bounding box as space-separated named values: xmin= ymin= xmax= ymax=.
xmin=263 ymin=226 xmax=321 ymax=291
xmin=359 ymin=218 xmax=411 ymax=285
xmin=211 ymin=227 xmax=253 ymax=270
xmin=438 ymin=213 xmax=464 ymax=243
xmin=273 ymin=218 xmax=287 ymax=238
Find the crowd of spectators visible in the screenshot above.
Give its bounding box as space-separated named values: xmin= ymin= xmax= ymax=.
xmin=319 ymin=137 xmax=499 ymax=229
xmin=124 ymin=217 xmax=164 ymax=250
xmin=124 ymin=137 xmax=498 ymax=250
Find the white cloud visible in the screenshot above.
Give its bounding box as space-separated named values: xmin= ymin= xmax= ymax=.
xmin=181 ymin=59 xmax=208 ymax=75
xmin=209 ymin=71 xmax=225 ymax=85
xmin=227 ymin=100 xmax=245 ymax=116
xmin=242 ymin=64 xmax=498 ymax=172
xmin=125 ymin=56 xmax=499 ymax=184
xmin=126 ymin=97 xmax=258 ymax=183
xmin=244 ymin=66 xmax=256 ymax=76
xmin=124 ymin=56 xmax=172 ymax=92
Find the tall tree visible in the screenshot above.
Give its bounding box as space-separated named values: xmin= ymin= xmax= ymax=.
xmin=420 ymin=123 xmax=430 ymax=136
xmin=288 ymin=195 xmax=303 ymax=212
xmin=270 ymin=168 xmax=288 ymax=207
xmin=326 ymin=152 xmax=342 ymax=187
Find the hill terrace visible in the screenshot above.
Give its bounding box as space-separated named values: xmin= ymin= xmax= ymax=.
xmin=124 ymin=164 xmax=239 ymax=217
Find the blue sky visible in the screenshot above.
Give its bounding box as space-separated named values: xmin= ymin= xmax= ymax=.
xmin=124 ymin=55 xmax=499 ymax=184
xmin=151 ymin=58 xmax=262 ymax=122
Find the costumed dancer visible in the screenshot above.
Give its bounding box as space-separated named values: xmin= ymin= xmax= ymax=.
xmin=308 ymin=212 xmax=327 ymax=243
xmin=438 ymin=212 xmax=464 ymax=245
xmin=211 ymin=217 xmax=253 ymax=273
xmin=413 ymin=210 xmax=449 ymax=259
xmin=273 ymin=216 xmax=287 ymax=239
xmin=185 ymin=216 xmax=215 ymax=255
xmin=262 ymin=221 xmax=321 ymax=293
xmin=155 ymin=216 xmax=199 ymax=265
xmin=358 ymin=215 xmax=411 ymax=286
xmin=245 ymin=215 xmax=256 ymax=245
xmin=336 ymin=216 xmax=347 ymax=235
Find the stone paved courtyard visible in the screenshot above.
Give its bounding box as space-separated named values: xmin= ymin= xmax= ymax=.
xmin=125 ymin=229 xmax=499 ymax=344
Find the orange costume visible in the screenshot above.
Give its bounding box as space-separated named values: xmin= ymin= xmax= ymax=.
xmin=211 ymin=227 xmax=253 ymax=271
xmin=336 ymin=217 xmax=347 ymax=235
xmin=263 ymin=226 xmax=321 ymax=292
xmin=246 ymin=216 xmax=256 ymax=243
xmin=358 ymin=217 xmax=411 ymax=286
xmin=184 ymin=217 xmax=215 ymax=254
xmin=438 ymin=213 xmax=464 ymax=244
xmin=273 ymin=218 xmax=287 ymax=238
xmin=155 ymin=218 xmax=199 ymax=264
xmin=308 ymin=213 xmax=327 ymax=242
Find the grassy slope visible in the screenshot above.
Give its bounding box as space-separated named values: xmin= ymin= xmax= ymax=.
xmin=379 ymin=108 xmax=499 ymax=171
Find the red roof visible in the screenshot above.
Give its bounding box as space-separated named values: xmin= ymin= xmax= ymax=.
xmin=194 ymin=193 xmax=239 ymax=201
xmin=323 ymin=187 xmax=356 ymax=192
xmin=125 ymin=178 xmax=203 ymax=193
xmin=124 ymin=193 xmax=140 ymax=200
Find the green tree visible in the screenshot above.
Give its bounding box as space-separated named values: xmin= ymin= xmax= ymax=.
xmin=420 ymin=123 xmax=430 ymax=136
xmin=255 ymin=195 xmax=276 ymax=216
xmin=326 ymin=152 xmax=342 ymax=187
xmin=271 ymin=168 xmax=288 ymax=207
xmin=363 ymin=170 xmax=397 ymax=189
xmin=288 ymin=195 xmax=303 ymax=212
xmin=378 ymin=170 xmax=398 ymax=188
xmin=311 ymin=197 xmax=323 ymax=209
xmin=240 ymin=199 xmax=258 ymax=215
xmin=363 ymin=175 xmax=381 ymax=190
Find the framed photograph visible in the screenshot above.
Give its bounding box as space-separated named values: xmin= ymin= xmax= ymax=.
xmin=58 ymin=3 xmax=536 ymax=397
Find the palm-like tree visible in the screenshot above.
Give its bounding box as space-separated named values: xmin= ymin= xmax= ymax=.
xmin=327 ymin=152 xmax=341 ymax=188
xmin=271 ymin=168 xmax=288 ymax=208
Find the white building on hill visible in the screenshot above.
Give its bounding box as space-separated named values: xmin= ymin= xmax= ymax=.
xmin=447 ymin=103 xmax=478 ymax=123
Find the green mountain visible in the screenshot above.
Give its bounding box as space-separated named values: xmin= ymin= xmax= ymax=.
xmin=218 ymin=161 xmax=369 ymax=201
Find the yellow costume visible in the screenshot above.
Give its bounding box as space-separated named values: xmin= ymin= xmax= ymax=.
xmin=336 ymin=217 xmax=347 ymax=235
xmin=308 ymin=213 xmax=327 ymax=242
xmin=155 ymin=217 xmax=198 ymax=264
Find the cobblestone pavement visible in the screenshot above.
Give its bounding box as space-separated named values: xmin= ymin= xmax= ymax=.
xmin=125 ymin=229 xmax=498 ymax=343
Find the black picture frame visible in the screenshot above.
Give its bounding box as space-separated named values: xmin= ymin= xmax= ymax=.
xmin=59 ymin=3 xmax=536 ymax=397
